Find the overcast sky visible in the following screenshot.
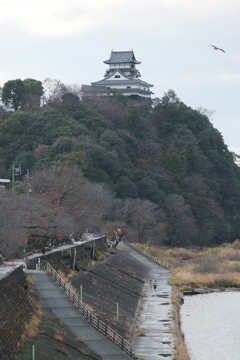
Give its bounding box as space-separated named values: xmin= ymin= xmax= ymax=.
xmin=0 ymin=0 xmax=239 ymax=153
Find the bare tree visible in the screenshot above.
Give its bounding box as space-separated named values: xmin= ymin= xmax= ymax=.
xmin=30 ymin=165 xmax=115 ymax=234
xmin=164 ymin=193 xmax=199 ymax=246
xmin=127 ymin=199 xmax=165 ymax=244
xmin=42 ymin=78 xmax=68 ymax=108
xmin=0 ymin=193 xmax=28 ymax=258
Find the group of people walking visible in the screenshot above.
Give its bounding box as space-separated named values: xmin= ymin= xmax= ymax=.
xmin=149 ymin=279 xmax=157 ymax=289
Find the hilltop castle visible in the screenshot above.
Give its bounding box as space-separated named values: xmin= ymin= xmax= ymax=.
xmin=81 ymin=50 xmax=154 ymax=100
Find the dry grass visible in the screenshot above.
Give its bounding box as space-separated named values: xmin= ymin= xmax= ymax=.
xmin=79 ymin=348 xmax=89 ymax=355
xmin=54 ymin=334 xmax=64 ymax=342
xmin=26 ymin=276 xmax=34 ymax=285
xmin=25 ymin=315 xmax=41 ymax=338
xmin=137 ymin=241 xmax=240 ymax=290
xmin=137 ymin=328 xmax=146 ymax=336
xmin=67 ymin=269 xmax=76 ymax=278
xmin=58 ymin=270 xmax=69 ymax=282
xmin=171 ymin=290 xmax=191 ymax=360
xmin=173 ymin=335 xmax=191 ymax=360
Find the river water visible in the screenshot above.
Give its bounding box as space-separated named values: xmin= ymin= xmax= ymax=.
xmin=180 ymin=292 xmax=240 ymax=360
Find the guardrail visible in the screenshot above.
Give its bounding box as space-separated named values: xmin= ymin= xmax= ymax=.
xmin=124 ymin=240 xmax=170 ymax=269
xmin=33 ymin=260 xmax=134 ymax=358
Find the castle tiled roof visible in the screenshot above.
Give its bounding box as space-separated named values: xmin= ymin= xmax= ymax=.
xmin=91 ymin=69 xmax=153 ymax=88
xmin=104 ymin=50 xmax=141 ymax=65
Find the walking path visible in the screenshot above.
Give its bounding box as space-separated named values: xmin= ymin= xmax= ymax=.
xmin=119 ymin=243 xmax=174 ymax=360
xmin=29 ymin=270 xmax=131 ymax=360
xmin=27 ymin=241 xmax=173 ymax=360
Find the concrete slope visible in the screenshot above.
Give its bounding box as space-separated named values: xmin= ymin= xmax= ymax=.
xmin=70 ymin=246 xmax=149 ymax=339
xmin=119 ymin=243 xmax=174 ymax=360
xmin=30 ymin=271 xmax=131 ymax=360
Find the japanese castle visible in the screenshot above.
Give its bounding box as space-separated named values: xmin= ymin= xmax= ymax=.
xmin=81 ymin=50 xmax=154 ymax=99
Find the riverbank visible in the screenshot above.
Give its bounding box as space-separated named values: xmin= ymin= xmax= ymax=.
xmin=133 ymin=241 xmax=240 ymax=291
xmin=131 ymin=241 xmax=240 ymax=360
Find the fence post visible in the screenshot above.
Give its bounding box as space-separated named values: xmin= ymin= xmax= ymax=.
xmin=116 ymin=302 xmax=119 ymax=321
xmin=31 ymin=345 xmax=35 ymax=360
xmin=80 ymin=285 xmax=82 ymax=302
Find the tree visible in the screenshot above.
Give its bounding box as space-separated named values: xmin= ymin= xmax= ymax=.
xmin=0 ymin=193 xmax=28 ymax=258
xmin=21 ymin=78 xmax=44 ymax=112
xmin=164 ymin=194 xmax=199 ymax=246
xmin=29 ymin=165 xmax=114 ymax=233
xmin=128 ymin=199 xmax=164 ymax=243
xmin=1 ymin=79 xmax=25 ymax=111
xmin=60 ymin=92 xmax=81 ymax=114
xmin=42 ymin=78 xmax=68 ymax=108
xmin=107 ymin=88 xmax=128 ymax=106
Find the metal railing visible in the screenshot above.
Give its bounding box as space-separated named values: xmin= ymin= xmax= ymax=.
xmin=37 ymin=260 xmax=134 ymax=358
xmin=124 ymin=240 xmax=170 ymax=269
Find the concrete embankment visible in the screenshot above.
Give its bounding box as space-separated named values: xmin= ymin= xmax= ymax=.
xmin=0 ymin=266 xmax=32 ymax=360
xmin=70 ymin=245 xmax=149 ymax=339
xmin=3 ymin=240 xmax=173 ymax=360
xmin=28 ymin=271 xmax=132 ymax=360
xmin=17 ymin=242 xmax=149 ymax=359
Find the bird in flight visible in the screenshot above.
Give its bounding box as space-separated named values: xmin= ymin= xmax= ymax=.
xmin=210 ymin=45 xmax=225 ymax=53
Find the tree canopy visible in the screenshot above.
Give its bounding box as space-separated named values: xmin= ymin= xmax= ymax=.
xmin=1 ymin=83 xmax=240 ymax=253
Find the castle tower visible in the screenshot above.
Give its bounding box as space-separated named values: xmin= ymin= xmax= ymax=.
xmin=81 ymin=50 xmax=154 ymax=99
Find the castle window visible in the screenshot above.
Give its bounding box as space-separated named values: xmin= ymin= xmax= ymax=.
xmin=127 ymin=86 xmax=131 ymax=89
xmin=114 ymin=75 xmax=120 ymax=78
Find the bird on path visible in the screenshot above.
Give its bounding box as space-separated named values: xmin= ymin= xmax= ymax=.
xmin=210 ymin=45 xmax=225 ymax=53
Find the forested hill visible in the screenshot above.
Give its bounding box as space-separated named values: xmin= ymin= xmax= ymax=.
xmin=1 ymin=82 xmax=240 ymax=249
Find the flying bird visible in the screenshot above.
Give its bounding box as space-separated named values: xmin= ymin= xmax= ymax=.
xmin=210 ymin=45 xmax=225 ymax=53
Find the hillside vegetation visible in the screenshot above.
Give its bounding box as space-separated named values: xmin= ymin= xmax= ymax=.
xmin=1 ymin=78 xmax=240 ymax=256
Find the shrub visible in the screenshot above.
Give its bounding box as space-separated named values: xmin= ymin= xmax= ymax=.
xmin=214 ymin=278 xmax=238 ymax=288
xmin=231 ymin=239 xmax=240 ymax=250
xmin=193 ymin=256 xmax=220 ymax=273
xmin=207 ymin=247 xmax=222 ymax=256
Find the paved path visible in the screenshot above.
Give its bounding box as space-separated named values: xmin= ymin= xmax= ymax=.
xmin=30 ymin=271 xmax=131 ymax=360
xmin=119 ymin=243 xmax=174 ymax=360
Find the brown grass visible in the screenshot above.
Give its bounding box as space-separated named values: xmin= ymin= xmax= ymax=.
xmin=136 ymin=242 xmax=240 ymax=290
xmin=79 ymin=348 xmax=89 ymax=355
xmin=67 ymin=269 xmax=76 ymax=278
xmin=25 ymin=315 xmax=41 ymax=338
xmin=54 ymin=334 xmax=64 ymax=342
xmin=137 ymin=328 xmax=146 ymax=336
xmin=58 ymin=270 xmax=69 ymax=282
xmin=26 ymin=276 xmax=34 ymax=285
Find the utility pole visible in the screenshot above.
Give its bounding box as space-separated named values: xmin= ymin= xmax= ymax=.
xmin=26 ymin=169 xmax=31 ymax=196
xmin=12 ymin=164 xmax=21 ymax=195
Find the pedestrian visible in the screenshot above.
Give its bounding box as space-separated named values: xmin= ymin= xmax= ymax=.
xmin=153 ymin=280 xmax=157 ymax=289
xmin=149 ymin=279 xmax=152 ymax=288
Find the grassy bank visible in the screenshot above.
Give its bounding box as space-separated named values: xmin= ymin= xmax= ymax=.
xmin=135 ymin=240 xmax=240 ymax=291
